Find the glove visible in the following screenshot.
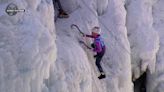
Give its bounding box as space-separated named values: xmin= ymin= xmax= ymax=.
xmin=81 ymin=33 xmax=85 ymax=37
xmin=94 ymin=55 xmax=97 ymax=58
xmin=91 ymin=43 xmax=95 ymax=48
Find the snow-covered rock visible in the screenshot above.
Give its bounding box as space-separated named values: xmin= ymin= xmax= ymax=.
xmin=125 ymin=0 xmax=159 ymax=80
xmin=147 ymin=0 xmax=164 ymax=92
xmin=0 ymin=0 xmax=56 ymax=92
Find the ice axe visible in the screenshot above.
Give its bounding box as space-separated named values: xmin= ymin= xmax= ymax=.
xmin=79 ymin=40 xmax=92 ymax=50
xmin=71 ymin=24 xmax=85 ymax=36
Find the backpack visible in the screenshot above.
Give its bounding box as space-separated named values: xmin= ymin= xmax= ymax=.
xmin=95 ymin=36 xmax=105 ymax=48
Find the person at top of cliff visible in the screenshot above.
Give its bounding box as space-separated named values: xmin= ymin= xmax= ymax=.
xmin=52 ymin=0 xmax=69 ymax=18
xmin=83 ymin=26 xmax=106 ymax=79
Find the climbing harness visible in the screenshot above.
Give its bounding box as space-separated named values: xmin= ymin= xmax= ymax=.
xmin=95 ymin=36 xmax=105 ymax=48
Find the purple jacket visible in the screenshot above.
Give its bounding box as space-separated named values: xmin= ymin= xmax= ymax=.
xmin=86 ymin=35 xmax=104 ymax=53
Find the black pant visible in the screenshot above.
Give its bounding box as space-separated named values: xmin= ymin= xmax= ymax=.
xmin=52 ymin=0 xmax=63 ymax=10
xmin=95 ymin=46 xmax=105 ymax=73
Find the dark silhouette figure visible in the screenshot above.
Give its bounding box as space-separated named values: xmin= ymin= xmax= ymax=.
xmin=52 ymin=0 xmax=69 ymax=18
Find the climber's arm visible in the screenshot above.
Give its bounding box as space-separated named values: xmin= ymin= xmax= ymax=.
xmin=85 ymin=34 xmax=95 ymax=38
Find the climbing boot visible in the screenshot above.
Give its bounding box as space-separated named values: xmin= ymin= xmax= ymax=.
xmin=58 ymin=10 xmax=69 ymax=18
xmin=98 ymin=72 xmax=106 ymax=79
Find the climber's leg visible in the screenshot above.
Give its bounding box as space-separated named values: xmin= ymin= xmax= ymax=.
xmin=54 ymin=0 xmax=69 ymax=18
xmin=55 ymin=0 xmax=63 ymax=10
xmin=96 ymin=56 xmax=105 ymax=79
xmin=95 ymin=47 xmax=106 ymax=79
xmin=95 ymin=55 xmax=104 ymax=73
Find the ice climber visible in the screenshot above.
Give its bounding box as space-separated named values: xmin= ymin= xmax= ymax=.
xmin=52 ymin=0 xmax=69 ymax=18
xmin=84 ymin=27 xmax=106 ymax=79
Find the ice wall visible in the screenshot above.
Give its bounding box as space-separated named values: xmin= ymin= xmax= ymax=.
xmin=125 ymin=0 xmax=159 ymax=81
xmin=147 ymin=0 xmax=164 ymax=92
xmin=0 ymin=0 xmax=164 ymax=92
xmin=0 ymin=0 xmax=57 ymax=92
xmin=50 ymin=0 xmax=133 ymax=92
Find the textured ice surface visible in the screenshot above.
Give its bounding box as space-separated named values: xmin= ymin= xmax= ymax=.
xmin=0 ymin=0 xmax=163 ymax=92
xmin=147 ymin=0 xmax=164 ymax=92
xmin=0 ymin=0 xmax=56 ymax=92
xmin=125 ymin=0 xmax=159 ymax=80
